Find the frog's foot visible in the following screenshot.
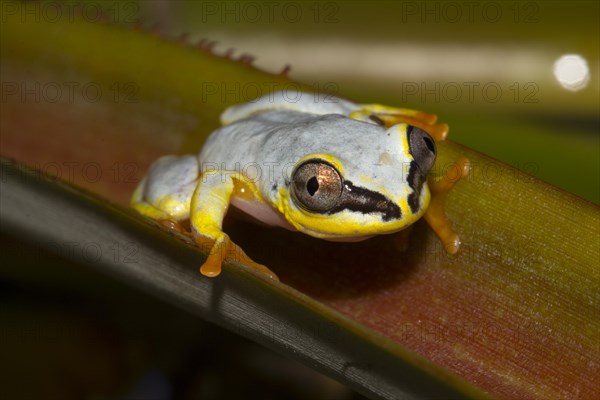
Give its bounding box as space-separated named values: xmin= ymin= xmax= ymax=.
xmin=376 ymin=114 xmax=448 ymax=142
xmin=424 ymin=157 xmax=470 ymax=254
xmin=196 ymin=233 xmax=279 ymax=280
xmin=356 ymin=104 xmax=438 ymax=123
xmin=350 ymin=106 xmax=448 ymax=141
xmin=132 ymin=201 xmax=187 ymax=233
xmin=157 ymin=219 xmax=186 ymax=234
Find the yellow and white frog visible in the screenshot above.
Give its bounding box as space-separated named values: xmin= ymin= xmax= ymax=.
xmin=132 ymin=90 xmax=469 ymax=280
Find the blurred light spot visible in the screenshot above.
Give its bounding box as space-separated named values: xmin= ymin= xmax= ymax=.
xmin=190 ymin=33 xmax=550 ymax=81
xmin=553 ymin=54 xmax=589 ymax=91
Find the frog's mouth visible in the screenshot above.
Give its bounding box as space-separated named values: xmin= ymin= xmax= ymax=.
xmin=295 ymin=219 xmax=406 ymax=242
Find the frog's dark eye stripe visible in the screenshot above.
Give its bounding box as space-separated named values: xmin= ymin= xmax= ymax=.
xmin=291 ymin=158 xmax=401 ymax=221
xmin=330 ymin=180 xmax=401 ymax=222
xmin=407 ymin=161 xmax=424 ymax=213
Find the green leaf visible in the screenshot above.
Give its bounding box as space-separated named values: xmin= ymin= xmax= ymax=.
xmin=1 ymin=5 xmax=598 ymax=399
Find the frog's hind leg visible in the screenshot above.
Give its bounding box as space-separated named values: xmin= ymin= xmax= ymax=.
xmin=131 ymin=155 xmax=199 ymax=233
xmin=351 ymin=104 xmax=448 ymax=141
xmin=132 ymin=177 xmax=163 ymax=217
xmin=357 ymin=104 xmax=439 ymax=124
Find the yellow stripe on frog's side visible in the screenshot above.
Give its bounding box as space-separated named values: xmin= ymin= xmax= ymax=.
xmin=358 ymin=103 xmax=423 ymax=117
xmin=395 ymin=123 xmax=411 ymax=156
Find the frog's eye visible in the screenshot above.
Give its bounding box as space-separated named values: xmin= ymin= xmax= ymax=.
xmin=408 ymin=126 xmax=437 ymax=173
xmin=291 ymin=160 xmax=343 ymax=212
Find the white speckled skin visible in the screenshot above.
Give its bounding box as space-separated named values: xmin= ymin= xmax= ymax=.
xmin=220 ymin=89 xmax=360 ymax=125
xmin=202 ymin=109 xmax=413 ymax=206
xmin=140 ymin=155 xmax=198 ymax=219
xmin=134 ymin=90 xmax=430 ymax=241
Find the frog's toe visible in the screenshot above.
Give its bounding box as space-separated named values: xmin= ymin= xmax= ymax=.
xmin=157 ymin=218 xmax=186 ymax=234
xmin=196 ymin=233 xmax=278 ymax=280
xmin=443 ymin=233 xmax=461 ymax=255
xmin=200 ymin=259 xmax=222 ymax=277
xmin=196 ymin=234 xmax=225 ymax=277
xmin=424 ymin=157 xmax=469 ymax=254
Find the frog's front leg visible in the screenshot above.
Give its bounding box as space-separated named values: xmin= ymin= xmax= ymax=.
xmin=424 ymin=157 xmax=470 ymax=254
xmin=191 ymin=172 xmax=278 ymax=280
xmin=351 ymin=104 xmax=449 ymax=141
xmin=355 ymin=104 xmax=469 ymax=253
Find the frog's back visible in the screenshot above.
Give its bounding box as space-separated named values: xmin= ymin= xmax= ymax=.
xmin=199 ymin=89 xmax=363 ymax=167
xmin=199 ymin=110 xmax=389 ymax=165
xmin=198 ymin=110 xmax=335 ymax=166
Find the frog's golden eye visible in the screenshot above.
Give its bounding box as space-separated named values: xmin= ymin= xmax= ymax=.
xmin=408 ymin=126 xmax=437 ymax=174
xmin=291 ymin=160 xmax=343 ymax=212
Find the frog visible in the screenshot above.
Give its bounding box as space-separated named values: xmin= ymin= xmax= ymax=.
xmin=131 ymin=90 xmax=469 ymax=280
